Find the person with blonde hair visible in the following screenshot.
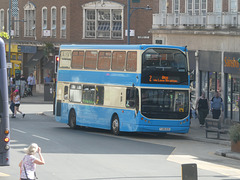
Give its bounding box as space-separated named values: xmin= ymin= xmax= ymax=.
xmin=19 ymin=143 xmax=45 ymax=180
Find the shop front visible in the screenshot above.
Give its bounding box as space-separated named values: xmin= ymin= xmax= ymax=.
xmin=224 ymin=52 xmax=240 ymax=122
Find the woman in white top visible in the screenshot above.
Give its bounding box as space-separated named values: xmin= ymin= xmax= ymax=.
xmin=13 ymin=90 xmax=25 ymax=118
xmin=19 ymin=143 xmax=45 ymax=180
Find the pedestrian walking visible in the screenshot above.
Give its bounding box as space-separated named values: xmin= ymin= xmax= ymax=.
xmin=20 ymin=74 xmax=27 ymax=98
xmin=19 ymin=143 xmax=45 ymax=180
xmin=27 ymin=73 xmax=35 ymax=96
xmin=211 ymin=91 xmax=224 ymax=119
xmin=9 ymin=87 xmax=16 ymax=116
xmin=196 ymin=92 xmax=209 ymax=126
xmin=12 ymin=89 xmax=25 ymax=118
xmin=10 ymin=74 xmax=15 ymax=89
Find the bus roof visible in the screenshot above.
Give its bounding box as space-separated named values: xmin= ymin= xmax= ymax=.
xmin=60 ymin=44 xmax=187 ymax=52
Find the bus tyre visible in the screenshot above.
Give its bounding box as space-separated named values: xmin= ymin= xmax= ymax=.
xmin=69 ymin=109 xmax=77 ymax=129
xmin=112 ymin=116 xmax=120 ymax=135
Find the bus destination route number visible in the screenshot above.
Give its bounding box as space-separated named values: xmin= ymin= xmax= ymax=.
xmin=149 ymin=75 xmax=179 ymax=83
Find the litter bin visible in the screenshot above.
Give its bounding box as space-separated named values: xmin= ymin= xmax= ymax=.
xmin=44 ymin=82 xmax=53 ymax=101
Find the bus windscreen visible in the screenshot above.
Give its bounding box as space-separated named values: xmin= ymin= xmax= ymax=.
xmin=141 ymin=48 xmax=188 ymax=85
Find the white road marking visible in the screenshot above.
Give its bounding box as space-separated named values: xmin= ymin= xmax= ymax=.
xmin=10 ymin=143 xmax=28 ymax=147
xmin=167 ymin=154 xmax=240 ymax=178
xmin=0 ymin=172 xmax=10 ymax=177
xmin=12 ymin=128 xmax=26 ymax=133
xmin=32 ymin=135 xmax=50 ymax=141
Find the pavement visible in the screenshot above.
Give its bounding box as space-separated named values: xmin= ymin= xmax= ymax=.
xmin=19 ymin=92 xmax=240 ymax=161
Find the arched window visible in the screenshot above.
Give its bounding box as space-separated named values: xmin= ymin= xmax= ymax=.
xmin=51 ymin=7 xmax=57 ymax=37
xmin=60 ymin=6 xmax=66 ymax=38
xmin=13 ymin=8 xmax=19 ymax=37
xmin=42 ymin=7 xmax=47 ymax=36
xmin=82 ymin=1 xmax=123 ymax=39
xmin=0 ymin=9 xmax=4 ymax=31
xmin=24 ymin=2 xmax=36 ymax=37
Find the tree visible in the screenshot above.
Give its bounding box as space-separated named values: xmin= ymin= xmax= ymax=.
xmin=0 ymin=31 xmax=9 ymax=39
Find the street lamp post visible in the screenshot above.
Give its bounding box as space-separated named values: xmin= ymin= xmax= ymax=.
xmin=127 ymin=0 xmax=152 ymax=45
xmin=8 ymin=0 xmax=12 ymax=78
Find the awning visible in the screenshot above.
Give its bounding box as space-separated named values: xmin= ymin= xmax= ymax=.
xmin=25 ymin=50 xmax=44 ymax=67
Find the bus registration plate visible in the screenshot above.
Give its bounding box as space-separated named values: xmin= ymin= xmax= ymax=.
xmin=159 ymin=128 xmax=171 ymax=131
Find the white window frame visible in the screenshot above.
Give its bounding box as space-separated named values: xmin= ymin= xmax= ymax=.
xmin=82 ymin=1 xmax=123 ymax=40
xmin=187 ymin=0 xmax=193 ymax=15
xmin=173 ymin=0 xmax=180 ymax=14
xmin=229 ymin=0 xmax=237 ymax=13
xmin=187 ymin=0 xmax=207 ymax=15
xmin=13 ymin=9 xmax=19 ymax=37
xmin=159 ymin=0 xmax=167 ymax=14
xmin=42 ymin=7 xmax=47 ymax=37
xmin=24 ymin=2 xmax=36 ymax=37
xmin=214 ymin=0 xmax=222 ymax=13
xmin=51 ymin=6 xmax=57 ymax=38
xmin=60 ymin=6 xmax=66 ymax=39
xmin=0 ymin=9 xmax=4 ymax=31
xmin=7 ymin=9 xmax=9 ymax=33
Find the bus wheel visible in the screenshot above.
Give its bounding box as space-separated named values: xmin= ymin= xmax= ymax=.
xmin=112 ymin=116 xmax=120 ymax=135
xmin=69 ymin=109 xmax=77 ymax=129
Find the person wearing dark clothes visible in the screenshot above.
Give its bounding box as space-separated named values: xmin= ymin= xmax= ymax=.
xmin=9 ymin=88 xmax=16 ymax=116
xmin=211 ymin=91 xmax=224 ymax=119
xmin=196 ymin=92 xmax=209 ymax=127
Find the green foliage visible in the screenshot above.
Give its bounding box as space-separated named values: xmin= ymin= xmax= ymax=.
xmin=43 ymin=42 xmax=54 ymax=57
xmin=0 ymin=31 xmax=10 ymax=39
xmin=229 ymin=123 xmax=240 ymax=143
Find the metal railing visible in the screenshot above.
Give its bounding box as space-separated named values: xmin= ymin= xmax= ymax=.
xmin=153 ymin=12 xmax=240 ymax=28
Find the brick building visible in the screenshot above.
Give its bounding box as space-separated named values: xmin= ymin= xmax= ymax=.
xmin=0 ymin=0 xmax=153 ymax=92
xmin=151 ymin=0 xmax=240 ymax=121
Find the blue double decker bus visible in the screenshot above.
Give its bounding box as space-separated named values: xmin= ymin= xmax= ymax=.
xmin=55 ymin=44 xmax=190 ymax=135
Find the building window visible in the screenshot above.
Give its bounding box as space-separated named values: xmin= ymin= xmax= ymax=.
xmin=7 ymin=9 xmax=9 ymax=33
xmin=160 ymin=0 xmax=167 ymax=14
xmin=0 ymin=9 xmax=4 ymax=31
xmin=60 ymin=6 xmax=66 ymax=39
xmin=230 ymin=0 xmax=237 ymax=13
xmin=83 ymin=1 xmax=123 ymax=39
xmin=174 ymin=0 xmax=180 ymax=14
xmin=13 ymin=10 xmax=19 ymax=37
xmin=187 ymin=0 xmax=193 ymax=15
xmin=24 ymin=2 xmax=36 ymax=37
xmin=42 ymin=7 xmax=47 ymax=36
xmin=187 ymin=0 xmax=206 ymax=15
xmin=214 ymin=0 xmax=222 ymax=13
xmin=51 ymin=7 xmax=57 ymax=38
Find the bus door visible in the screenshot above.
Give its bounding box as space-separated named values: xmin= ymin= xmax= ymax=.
xmin=62 ymin=85 xmax=70 ymax=121
xmin=126 ymin=87 xmax=139 ymax=117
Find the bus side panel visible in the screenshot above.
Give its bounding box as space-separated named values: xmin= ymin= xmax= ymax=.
xmin=70 ymin=104 xmax=138 ymax=131
xmin=55 ymin=102 xmax=69 ymax=124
